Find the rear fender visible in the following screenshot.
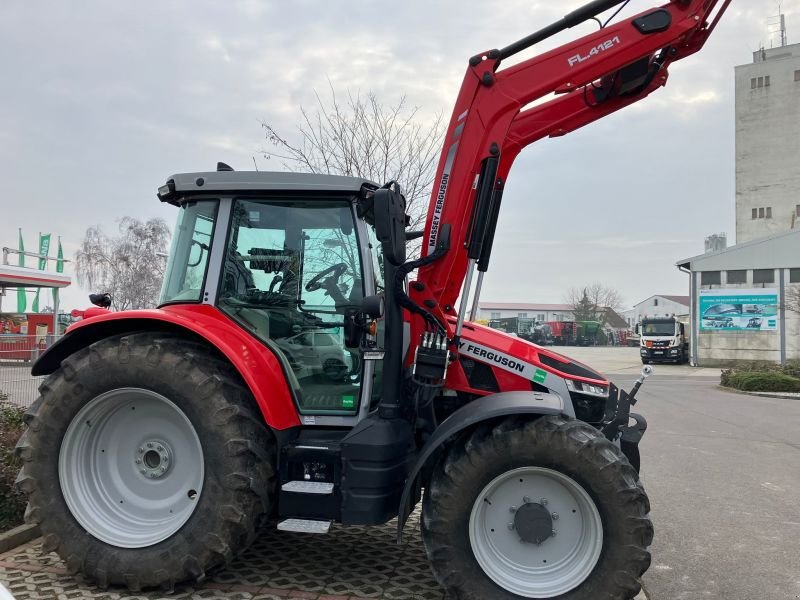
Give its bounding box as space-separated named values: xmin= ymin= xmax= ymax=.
xmin=32 ymin=304 xmax=301 ymax=430
xmin=396 ymin=390 xmax=567 ymax=540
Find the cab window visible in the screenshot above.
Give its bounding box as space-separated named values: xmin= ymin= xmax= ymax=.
xmin=218 ymin=198 xmax=364 ymax=415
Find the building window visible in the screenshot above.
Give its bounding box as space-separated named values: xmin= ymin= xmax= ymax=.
xmin=752 ymin=208 xmax=758 ymax=219
xmin=753 ymin=269 xmax=775 ymax=284
xmin=758 ymin=76 xmax=764 ymax=88
xmin=758 ymin=207 xmax=765 ymax=218
xmin=796 ymin=204 xmax=800 ymax=217
xmin=653 ymin=298 xmax=659 ymax=306
xmin=790 ymin=269 xmax=800 ymax=283
xmin=518 ymin=312 xmax=527 ymax=318
xmin=490 ymin=312 xmax=501 ymax=319
xmin=537 ymin=314 xmax=545 ymax=321
xmin=727 ymin=270 xmax=747 ymax=284
xmin=766 ymin=207 xmax=772 ymax=218
xmin=701 ymin=271 xmax=721 ymax=285
xmin=795 ymin=70 xmax=800 ymax=82
xmin=765 ymin=75 xmax=770 ymax=87
xmin=751 ymin=77 xmax=757 ymax=89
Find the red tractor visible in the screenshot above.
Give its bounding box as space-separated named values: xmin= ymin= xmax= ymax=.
xmin=17 ymin=2 xmax=727 ymax=598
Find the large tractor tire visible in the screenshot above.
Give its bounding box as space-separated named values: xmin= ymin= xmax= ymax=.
xmin=422 ymin=415 xmax=652 ymax=600
xmin=15 ymin=333 xmax=276 ymax=591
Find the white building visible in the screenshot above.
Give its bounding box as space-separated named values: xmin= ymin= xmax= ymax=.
xmin=677 ymin=230 xmax=800 ymax=366
xmin=622 ymin=295 xmax=690 ymax=328
xmin=477 ymin=302 xmax=573 ymax=323
xmin=735 ymin=42 xmax=800 ymax=243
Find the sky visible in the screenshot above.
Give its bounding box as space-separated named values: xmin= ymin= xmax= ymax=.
xmin=0 ymin=0 xmax=796 ymax=313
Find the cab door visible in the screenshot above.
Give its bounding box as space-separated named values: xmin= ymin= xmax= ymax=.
xmin=217 ymin=197 xmax=374 ymax=421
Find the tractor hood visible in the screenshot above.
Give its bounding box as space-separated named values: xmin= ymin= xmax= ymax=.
xmin=456 ymin=319 xmax=608 ymax=386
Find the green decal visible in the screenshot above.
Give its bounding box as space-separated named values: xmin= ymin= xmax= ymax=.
xmin=341 ymin=395 xmax=355 ymax=409
xmin=533 ymin=369 xmax=547 ymax=384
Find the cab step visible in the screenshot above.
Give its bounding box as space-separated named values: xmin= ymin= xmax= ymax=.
xmin=281 ymin=481 xmax=335 ymax=494
xmin=277 ymin=518 xmax=331 ymax=534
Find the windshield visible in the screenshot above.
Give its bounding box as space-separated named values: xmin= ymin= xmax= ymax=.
xmin=160 ymin=200 xmax=218 ymax=304
xmin=642 ymin=321 xmax=676 ymax=336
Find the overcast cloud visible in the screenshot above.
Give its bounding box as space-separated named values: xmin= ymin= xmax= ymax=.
xmin=0 ymin=1 xmax=795 ymax=312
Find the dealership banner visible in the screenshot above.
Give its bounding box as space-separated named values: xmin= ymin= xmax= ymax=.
xmin=699 ymin=289 xmax=778 ymax=331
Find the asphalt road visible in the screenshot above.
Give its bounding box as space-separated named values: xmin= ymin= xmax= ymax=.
xmin=556 ymin=347 xmax=800 ymax=600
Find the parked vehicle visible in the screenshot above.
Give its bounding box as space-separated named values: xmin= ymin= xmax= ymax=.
xmin=17 ymin=2 xmax=727 ymax=598
xmin=639 ymin=316 xmax=689 ymax=364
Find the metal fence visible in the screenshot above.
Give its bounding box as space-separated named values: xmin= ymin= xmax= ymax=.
xmin=0 ymin=335 xmax=60 ymax=408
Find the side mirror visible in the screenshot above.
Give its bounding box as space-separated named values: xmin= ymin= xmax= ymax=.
xmin=89 ymin=293 xmax=112 ymax=309
xmin=362 ymin=295 xmax=385 ymax=319
xmin=373 ymin=186 xmax=407 ymax=266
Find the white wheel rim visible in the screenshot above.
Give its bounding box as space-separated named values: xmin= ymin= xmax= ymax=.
xmin=58 ymin=388 xmax=204 ymax=548
xmin=469 ymin=466 xmax=603 ymax=598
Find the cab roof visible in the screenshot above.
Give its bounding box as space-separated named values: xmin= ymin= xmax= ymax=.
xmin=159 ymin=170 xmax=380 ymax=205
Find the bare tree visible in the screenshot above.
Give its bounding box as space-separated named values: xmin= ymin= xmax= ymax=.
xmin=76 ymin=217 xmax=170 ymax=311
xmin=566 ymin=283 xmax=624 ymax=321
xmin=260 ymin=86 xmax=445 ymax=233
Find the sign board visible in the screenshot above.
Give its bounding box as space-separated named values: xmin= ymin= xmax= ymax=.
xmin=699 ymin=289 xmax=778 ymax=331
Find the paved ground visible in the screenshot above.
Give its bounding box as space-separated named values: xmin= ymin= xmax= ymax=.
xmin=2 ymin=347 xmax=798 ymax=599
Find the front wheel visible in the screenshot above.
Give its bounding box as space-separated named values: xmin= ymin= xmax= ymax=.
xmin=422 ymin=416 xmax=652 ymax=599
xmin=16 ymin=333 xmax=276 ymax=591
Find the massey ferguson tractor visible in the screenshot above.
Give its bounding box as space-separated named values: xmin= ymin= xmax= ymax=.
xmin=17 ymin=1 xmax=728 ymax=598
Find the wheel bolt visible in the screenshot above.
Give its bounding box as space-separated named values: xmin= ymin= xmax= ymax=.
xmin=157 ymin=445 xmax=164 ymax=452
xmin=540 ymin=498 xmax=548 ymax=506
xmin=149 ymin=473 xmax=156 ymax=478
xmin=507 ymin=523 xmax=515 ymax=531
xmin=523 ymin=496 xmax=531 ymax=504
xmin=551 ymin=530 xmax=557 ymax=537
xmin=161 ymin=466 xmax=167 ymax=472
xmin=135 ymin=459 xmax=142 ymax=465
xmin=552 ymin=512 xmax=559 ymax=520
xmin=509 ymin=506 xmax=516 ymax=513
xmin=147 ymin=442 xmax=154 ymax=448
xmin=138 ymin=448 xmax=144 ymax=453
xmin=140 ymin=469 xmax=146 ymax=474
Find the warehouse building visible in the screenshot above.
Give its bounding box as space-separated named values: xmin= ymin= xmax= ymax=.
xmin=676 ymin=230 xmax=800 ymax=366
xmin=477 ymin=302 xmax=574 ymax=323
xmin=622 ymin=294 xmax=690 ymax=328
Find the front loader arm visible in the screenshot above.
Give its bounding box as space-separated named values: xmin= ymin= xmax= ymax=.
xmin=410 ymin=0 xmax=730 ymax=341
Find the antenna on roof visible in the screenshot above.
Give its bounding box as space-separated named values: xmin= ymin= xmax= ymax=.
xmin=767 ymin=3 xmax=788 ymax=48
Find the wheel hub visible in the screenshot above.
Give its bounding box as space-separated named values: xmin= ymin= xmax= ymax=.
xmin=59 ymin=388 xmax=205 ymax=548
xmin=136 ymin=440 xmax=172 ymax=479
xmin=514 ymin=501 xmax=553 ymax=545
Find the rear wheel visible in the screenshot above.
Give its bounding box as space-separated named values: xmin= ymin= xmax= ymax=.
xmin=16 ymin=333 xmax=276 ymax=591
xmin=422 ymin=416 xmax=652 ymax=599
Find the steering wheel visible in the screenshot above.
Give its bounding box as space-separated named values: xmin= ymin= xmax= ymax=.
xmin=305 ymin=263 xmax=349 ymax=292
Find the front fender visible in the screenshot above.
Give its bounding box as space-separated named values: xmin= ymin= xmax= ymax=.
xmin=32 ymin=304 xmax=301 ymax=430
xmin=397 ymin=390 xmax=567 ymax=540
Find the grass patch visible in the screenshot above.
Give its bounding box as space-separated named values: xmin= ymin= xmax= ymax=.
xmin=0 ymin=400 xmax=27 ymax=531
xmin=721 ymin=365 xmax=800 ymax=393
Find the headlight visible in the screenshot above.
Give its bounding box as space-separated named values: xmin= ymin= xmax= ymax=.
xmin=565 ymin=379 xmax=609 ymax=397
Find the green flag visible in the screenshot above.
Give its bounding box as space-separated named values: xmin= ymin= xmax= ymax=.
xmin=32 ymin=234 xmax=51 ymax=313
xmin=16 ymin=229 xmax=26 ymax=313
xmin=52 ymin=237 xmax=64 ymax=311
xmin=56 ymin=237 xmax=64 ymax=273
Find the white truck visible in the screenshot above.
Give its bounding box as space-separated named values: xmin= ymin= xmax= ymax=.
xmin=638 ymin=316 xmax=690 ymax=364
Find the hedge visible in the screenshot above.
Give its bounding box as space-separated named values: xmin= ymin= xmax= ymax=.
xmin=721 ymin=371 xmax=800 ymax=393
xmin=0 ymin=401 xmax=27 ymax=531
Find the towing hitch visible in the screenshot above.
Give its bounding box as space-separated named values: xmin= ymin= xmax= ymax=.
xmin=602 ymin=366 xmax=653 ymax=472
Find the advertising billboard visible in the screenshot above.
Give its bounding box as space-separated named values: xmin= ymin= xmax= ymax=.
xmin=699 ymin=289 xmax=778 ymax=331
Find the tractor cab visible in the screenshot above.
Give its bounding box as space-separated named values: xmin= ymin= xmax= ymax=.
xmin=158 ymin=170 xmax=388 ymax=420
